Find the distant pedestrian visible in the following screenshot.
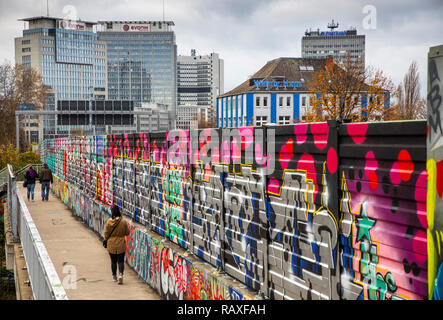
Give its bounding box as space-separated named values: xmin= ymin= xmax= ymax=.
xmin=103 ymin=206 xmax=130 ymax=284
xmin=39 ymin=164 xmax=53 ymax=201
xmin=24 ymin=166 xmax=39 ymax=201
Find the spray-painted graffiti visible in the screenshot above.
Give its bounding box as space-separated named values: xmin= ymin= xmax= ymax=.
xmin=340 ymin=122 xmax=428 ymax=300
xmin=41 ymin=116 xmax=434 ymax=300
xmin=427 ymin=45 xmax=443 ymax=300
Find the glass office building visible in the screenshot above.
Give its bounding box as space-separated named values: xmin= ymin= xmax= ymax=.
xmin=97 ymin=21 xmax=177 ymax=124
xmin=15 ymin=16 xmax=108 ymax=140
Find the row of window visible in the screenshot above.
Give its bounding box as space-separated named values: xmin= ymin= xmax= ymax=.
xmin=57 ymin=31 xmax=94 ymax=41
xmin=41 ymin=39 xmax=55 ymax=45
xmin=305 ymin=43 xmax=363 ymax=48
xmin=99 ymin=33 xmax=173 ymax=39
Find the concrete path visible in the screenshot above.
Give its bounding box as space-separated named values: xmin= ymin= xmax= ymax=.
xmin=20 ymin=184 xmax=161 ymax=300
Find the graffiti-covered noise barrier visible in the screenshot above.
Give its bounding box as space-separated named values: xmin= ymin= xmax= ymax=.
xmin=51 ymin=174 xmax=257 ymax=300
xmin=42 ymin=119 xmax=436 ymax=300
xmin=427 ymin=45 xmax=443 ymax=299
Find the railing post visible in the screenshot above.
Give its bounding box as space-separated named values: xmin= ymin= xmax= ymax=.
xmin=261 ymin=125 xmax=270 ymax=299
xmin=7 ymin=164 xmax=18 ymax=242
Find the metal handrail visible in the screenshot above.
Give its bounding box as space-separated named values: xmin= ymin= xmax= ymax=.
xmin=0 ymin=164 xmax=43 ymax=189
xmin=6 ymin=163 xmax=68 ymax=300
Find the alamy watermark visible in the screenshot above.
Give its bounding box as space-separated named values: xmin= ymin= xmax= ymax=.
xmin=362 ymin=5 xmax=377 ymax=30
xmin=167 ymin=128 xmax=276 ymax=175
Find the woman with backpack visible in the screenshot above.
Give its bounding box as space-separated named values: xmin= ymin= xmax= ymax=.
xmin=24 ymin=166 xmax=39 ymax=201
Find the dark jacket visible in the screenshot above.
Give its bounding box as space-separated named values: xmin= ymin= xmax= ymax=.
xmin=25 ymin=169 xmax=39 ymax=185
xmin=40 ymin=167 xmax=53 ymax=183
xmin=104 ymin=217 xmax=130 ymax=254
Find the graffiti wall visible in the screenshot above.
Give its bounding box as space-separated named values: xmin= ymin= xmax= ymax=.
xmin=266 ymin=122 xmax=340 ymax=300
xmin=339 ymin=121 xmax=427 ymax=300
xmin=42 ymin=118 xmax=436 ymax=300
xmin=427 ymin=45 xmax=443 ymax=300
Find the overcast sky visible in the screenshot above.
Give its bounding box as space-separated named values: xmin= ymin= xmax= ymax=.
xmin=1 ymin=0 xmax=442 ymax=96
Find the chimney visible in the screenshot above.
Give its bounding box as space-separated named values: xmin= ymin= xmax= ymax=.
xmin=326 ymin=55 xmax=334 ymax=69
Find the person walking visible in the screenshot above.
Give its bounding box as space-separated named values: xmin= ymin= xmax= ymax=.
xmin=24 ymin=166 xmax=39 ymax=201
xmin=103 ymin=206 xmax=130 ymax=284
xmin=39 ymin=164 xmax=53 ymax=201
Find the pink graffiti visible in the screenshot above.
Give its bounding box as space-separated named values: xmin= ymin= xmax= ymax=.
xmin=310 ymin=122 xmax=329 ymax=150
xmin=279 ymin=139 xmax=294 ymax=170
xmin=415 ymin=170 xmax=428 ymax=229
xmin=347 ymin=123 xmax=368 ymax=144
xmin=267 ymin=177 xmax=280 ymax=194
xmin=365 ymin=151 xmax=378 ymax=191
xmin=327 ymin=147 xmax=338 ymax=174
xmin=294 ymin=123 xmax=308 ymax=145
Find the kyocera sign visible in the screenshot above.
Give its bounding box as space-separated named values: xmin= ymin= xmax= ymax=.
xmin=122 ymin=24 xmax=150 ymax=32
xmin=58 ymin=20 xmax=85 ymax=31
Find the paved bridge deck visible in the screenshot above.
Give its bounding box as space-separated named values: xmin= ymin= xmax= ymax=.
xmin=19 ymin=184 xmax=161 ymax=300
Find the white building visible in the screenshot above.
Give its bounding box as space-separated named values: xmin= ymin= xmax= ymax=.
xmin=109 ymin=102 xmax=170 ymax=134
xmin=177 ymin=49 xmax=224 ymax=129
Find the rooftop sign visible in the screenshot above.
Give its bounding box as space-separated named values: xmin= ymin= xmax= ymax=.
xmin=253 ymin=80 xmax=303 ymax=89
xmin=122 ymin=24 xmax=150 ymax=32
xmin=320 ymin=31 xmax=348 ymax=36
xmin=58 ymin=20 xmax=86 ymax=31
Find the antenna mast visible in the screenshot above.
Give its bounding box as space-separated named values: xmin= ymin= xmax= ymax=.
xmin=327 ymin=19 xmax=339 ymax=31
xmin=46 ymin=0 xmax=49 ymax=16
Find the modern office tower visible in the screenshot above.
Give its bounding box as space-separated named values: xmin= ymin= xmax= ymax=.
xmin=97 ymin=21 xmax=177 ymax=127
xmin=176 ymin=49 xmax=224 ymax=129
xmin=301 ymin=20 xmax=365 ymax=69
xmin=15 ymin=16 xmax=108 ymax=141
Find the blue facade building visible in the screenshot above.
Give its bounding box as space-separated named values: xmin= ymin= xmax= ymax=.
xmin=217 ymin=57 xmax=389 ymax=128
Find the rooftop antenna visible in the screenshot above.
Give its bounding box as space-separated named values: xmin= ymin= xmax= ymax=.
xmin=46 ymin=0 xmax=49 ymax=16
xmin=163 ymin=0 xmax=165 ymax=21
xmin=327 ymin=19 xmax=339 ymax=31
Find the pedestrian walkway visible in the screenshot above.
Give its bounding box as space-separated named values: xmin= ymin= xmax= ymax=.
xmin=20 ymin=184 xmax=161 ymax=300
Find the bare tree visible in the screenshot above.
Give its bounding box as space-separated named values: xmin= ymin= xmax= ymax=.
xmin=0 ymin=61 xmax=48 ymax=148
xmin=392 ymin=61 xmax=426 ymax=120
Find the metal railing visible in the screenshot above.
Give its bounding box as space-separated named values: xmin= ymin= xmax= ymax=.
xmin=6 ymin=164 xmax=68 ymax=300
xmin=1 ymin=164 xmax=43 ymax=189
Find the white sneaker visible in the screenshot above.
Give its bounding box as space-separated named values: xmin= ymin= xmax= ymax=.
xmin=118 ymin=274 xmax=123 ymax=285
xmin=112 ymin=275 xmax=117 ymax=282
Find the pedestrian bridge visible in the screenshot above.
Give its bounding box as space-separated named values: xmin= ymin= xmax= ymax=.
xmin=4 ymin=164 xmax=257 ymax=300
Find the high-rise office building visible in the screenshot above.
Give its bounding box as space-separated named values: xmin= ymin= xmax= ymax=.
xmin=176 ymin=49 xmax=224 ymax=129
xmin=15 ymin=16 xmax=108 ymax=140
xmin=301 ymin=20 xmax=365 ymax=69
xmin=97 ymin=21 xmax=177 ymax=127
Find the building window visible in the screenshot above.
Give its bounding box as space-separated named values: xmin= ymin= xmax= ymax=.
xmin=256 ymin=96 xmax=260 ymax=106
xmin=286 ymin=97 xmax=291 ymax=106
xmin=279 ymin=116 xmax=291 ymax=125
xmin=302 ymin=96 xmax=307 ymax=106
xmin=263 ymin=97 xmax=268 ymax=107
xmin=22 ymin=40 xmax=30 ymax=45
xmin=22 ymin=47 xmax=31 ymax=53
xmin=256 ymin=116 xmax=268 ymax=126
xmin=279 ymin=96 xmax=283 ymax=107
